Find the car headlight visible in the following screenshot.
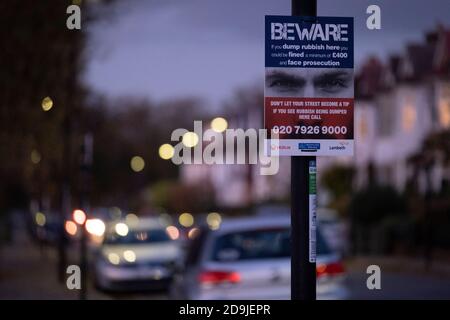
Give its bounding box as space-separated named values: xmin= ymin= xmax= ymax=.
xmin=106 ymin=252 xmax=121 ymax=265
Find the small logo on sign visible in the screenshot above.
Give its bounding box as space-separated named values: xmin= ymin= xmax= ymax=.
xmin=299 ymin=143 xmax=320 ymax=152
xmin=271 ymin=144 xmax=291 ymax=151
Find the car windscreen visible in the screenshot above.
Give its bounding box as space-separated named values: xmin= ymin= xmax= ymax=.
xmin=104 ymin=228 xmax=171 ymax=245
xmin=211 ymin=227 xmax=330 ymax=261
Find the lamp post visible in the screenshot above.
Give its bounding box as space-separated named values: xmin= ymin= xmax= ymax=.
xmin=290 ymin=0 xmax=317 ymax=301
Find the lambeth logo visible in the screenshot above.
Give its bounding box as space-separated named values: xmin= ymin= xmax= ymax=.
xmin=329 ymin=145 xmax=346 ymax=150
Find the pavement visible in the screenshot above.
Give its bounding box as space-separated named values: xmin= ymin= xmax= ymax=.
xmin=0 ymin=227 xmax=166 ymax=300
xmin=344 ymin=255 xmax=450 ymax=299
xmin=346 ymin=272 xmax=450 ymax=299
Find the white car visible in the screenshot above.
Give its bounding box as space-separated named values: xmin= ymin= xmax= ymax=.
xmin=93 ymin=218 xmax=180 ymax=291
xmin=170 ymin=215 xmax=349 ymax=300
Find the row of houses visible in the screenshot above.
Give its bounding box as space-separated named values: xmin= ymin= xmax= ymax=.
xmin=352 ymin=27 xmax=450 ymax=194
xmin=181 ymin=26 xmax=450 ymax=210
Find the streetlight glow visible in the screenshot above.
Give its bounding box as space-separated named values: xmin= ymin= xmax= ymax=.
xmin=41 ymin=97 xmax=53 ymax=111
xmin=179 ymin=212 xmax=194 ymax=227
xmin=130 ymin=156 xmax=145 ymax=172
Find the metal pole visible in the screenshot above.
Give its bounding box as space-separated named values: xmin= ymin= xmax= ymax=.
xmin=80 ymin=222 xmax=87 ymax=300
xmin=58 ymin=112 xmax=71 ymax=283
xmin=79 ymin=133 xmax=93 ymax=300
xmin=291 ymin=0 xmax=317 ymax=301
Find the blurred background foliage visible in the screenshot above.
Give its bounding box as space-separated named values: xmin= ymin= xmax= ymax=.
xmin=0 ymin=1 xmax=212 ymax=223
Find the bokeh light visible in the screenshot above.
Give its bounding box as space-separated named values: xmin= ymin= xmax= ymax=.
xmin=35 ymin=212 xmax=46 ymax=227
xmin=125 ymin=213 xmax=139 ymax=227
xmin=166 ymin=225 xmax=179 ymax=240
xmin=130 ymin=156 xmax=145 ymax=172
xmin=115 ymin=222 xmax=129 ymax=236
xmin=108 ymin=253 xmax=120 ymax=265
xmin=110 ymin=207 xmax=122 ymax=220
xmin=179 ymin=212 xmax=194 ymax=227
xmin=85 ymin=219 xmax=106 ymax=237
xmin=65 ymin=220 xmax=78 ymax=236
xmin=159 ymin=144 xmax=174 ymax=160
xmin=188 ymin=227 xmax=199 ymax=239
xmin=211 ymin=117 xmax=228 ymax=133
xmin=73 ymin=209 xmax=86 ymax=225
xmin=159 ymin=213 xmax=172 ymax=226
xmin=182 ymin=132 xmax=199 ymax=148
xmin=41 ymin=97 xmax=53 ymax=111
xmin=207 ymin=212 xmax=222 ymax=230
xmin=123 ymin=250 xmax=136 ymax=263
xmin=30 ymin=150 xmax=41 ymax=164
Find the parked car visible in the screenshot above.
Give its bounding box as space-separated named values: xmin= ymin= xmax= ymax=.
xmin=93 ymin=217 xmax=181 ymax=291
xmin=257 ymin=205 xmax=350 ymax=256
xmin=169 ymin=215 xmax=349 ymax=300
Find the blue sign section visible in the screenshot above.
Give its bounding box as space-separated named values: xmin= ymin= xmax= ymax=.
xmin=299 ymin=143 xmax=320 ymax=151
xmin=265 ymin=15 xmax=353 ymax=68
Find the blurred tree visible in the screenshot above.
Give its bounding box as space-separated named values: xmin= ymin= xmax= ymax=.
xmin=0 ymin=0 xmax=116 ymax=282
xmin=169 ymin=182 xmax=216 ymax=214
xmin=80 ymin=95 xmax=209 ymax=208
xmin=148 ymin=180 xmax=173 ymax=211
xmin=148 ymin=180 xmax=215 ymax=215
xmin=406 ymin=129 xmax=450 ymax=261
xmin=320 ymin=165 xmax=354 ymax=217
xmin=0 ymin=0 xmax=90 ymax=218
xmin=349 ymin=185 xmax=406 ymax=225
xmin=349 ymin=185 xmax=406 ymax=254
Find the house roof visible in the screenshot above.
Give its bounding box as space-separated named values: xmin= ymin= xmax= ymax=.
xmin=355 ymin=26 xmax=450 ymax=101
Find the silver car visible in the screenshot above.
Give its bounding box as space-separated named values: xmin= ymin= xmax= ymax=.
xmin=93 ymin=218 xmax=180 ymax=291
xmin=170 ymin=215 xmax=349 ymax=300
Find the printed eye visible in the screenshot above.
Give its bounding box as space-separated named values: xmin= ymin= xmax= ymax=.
xmin=315 ymin=75 xmax=349 ymax=93
xmin=267 ymin=76 xmax=304 ymax=92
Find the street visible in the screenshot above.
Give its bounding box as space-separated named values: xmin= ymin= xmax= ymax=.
xmin=2 ymin=235 xmax=450 ymax=300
